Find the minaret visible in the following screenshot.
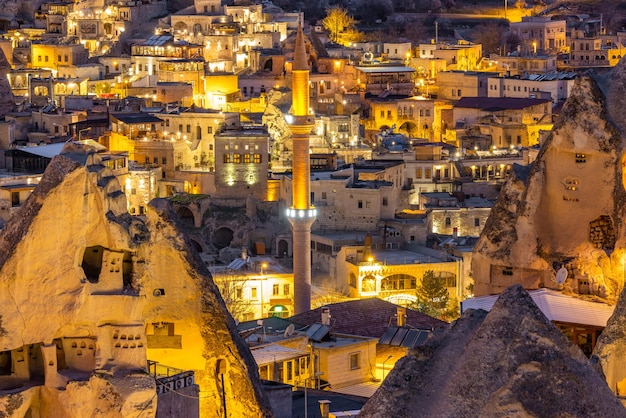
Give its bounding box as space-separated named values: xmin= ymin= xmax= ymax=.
xmin=286 ymin=22 xmax=316 ymax=314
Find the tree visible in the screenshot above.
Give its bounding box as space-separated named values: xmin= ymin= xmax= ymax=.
xmin=412 ymin=270 xmax=459 ymax=321
xmin=215 ymin=274 xmax=252 ymax=322
xmin=471 ymin=22 xmax=507 ymax=55
xmin=322 ymin=7 xmax=360 ymax=46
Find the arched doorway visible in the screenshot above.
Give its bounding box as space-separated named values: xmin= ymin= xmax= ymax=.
xmin=277 ymin=239 xmax=289 ymax=258
xmin=269 ymin=305 xmax=289 ymax=318
xmin=361 ymin=275 xmax=376 ymax=293
xmin=176 ymin=206 xmax=195 ymax=227
xmin=398 ymin=121 xmax=418 ymax=137
xmin=213 ymin=227 xmax=234 ymax=249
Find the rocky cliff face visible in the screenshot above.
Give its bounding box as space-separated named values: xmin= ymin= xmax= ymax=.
xmin=0 ymin=143 xmax=271 ymax=417
xmin=472 ymin=65 xmax=626 ymax=301
xmin=360 ymin=285 xmax=625 ymax=417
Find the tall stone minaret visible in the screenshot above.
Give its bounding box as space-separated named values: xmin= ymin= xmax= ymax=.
xmin=286 ymin=22 xmax=316 ymax=314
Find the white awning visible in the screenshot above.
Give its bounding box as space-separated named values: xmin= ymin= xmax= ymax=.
xmin=251 ymin=345 xmax=308 ymax=366
xmin=461 ymin=288 xmax=614 ymax=328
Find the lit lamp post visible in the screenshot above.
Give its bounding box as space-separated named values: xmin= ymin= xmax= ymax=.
xmin=78 ymin=127 xmax=91 ymax=142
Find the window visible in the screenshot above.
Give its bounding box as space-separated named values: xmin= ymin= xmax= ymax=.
xmin=162 ymin=157 xmax=167 ymax=164
xmin=207 ymin=126 xmax=213 ymax=134
xmin=186 ymin=124 xmax=191 ymax=133
xmin=272 ymin=284 xmax=279 ymax=295
xmin=445 ymin=217 xmax=451 ymax=226
xmin=253 ymin=154 xmax=262 ymax=163
xmin=223 ymin=154 xmax=232 ymax=163
xmin=475 ymin=218 xmax=480 ymax=227
xmin=178 ymin=124 xmax=183 ymax=133
xmin=349 ymin=352 xmax=360 ymax=370
xmin=425 ymin=169 xmax=431 ymax=179
xmin=283 ymin=284 xmax=290 ymax=295
xmin=416 ymin=169 xmax=422 ymax=178
xmin=196 ymin=126 xmax=202 ymax=140
xmin=322 ymin=192 xmax=327 ymax=199
xmin=233 ymin=154 xmax=241 ymax=163
xmin=235 ymin=287 xmax=242 ymax=299
xmin=383 ymin=197 xmax=388 ymax=206
xmin=64 ymin=55 xmax=68 ymax=62
xmin=131 ymin=188 xmax=137 ymax=195
xmin=251 ymin=288 xmax=258 ymax=298
xmin=366 ymin=201 xmax=371 ymax=208
xmin=576 ymin=153 xmax=586 ymax=163
xmin=45 ymin=56 xmax=48 ymax=62
xmin=57 ymin=55 xmax=61 ymax=62
xmin=358 ymin=200 xmax=363 ymax=209
xmin=38 ymin=55 xmax=42 ymax=62
xmin=244 ymin=154 xmax=251 ymax=163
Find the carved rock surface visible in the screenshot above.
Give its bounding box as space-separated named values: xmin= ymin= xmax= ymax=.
xmin=360 ymin=285 xmax=625 ymax=417
xmin=0 ymin=144 xmax=271 ymax=417
xmin=472 ymin=66 xmax=626 ymax=300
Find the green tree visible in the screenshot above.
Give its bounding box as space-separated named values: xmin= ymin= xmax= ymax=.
xmin=322 ymin=7 xmax=361 ymax=46
xmin=413 ymin=270 xmax=459 ymax=321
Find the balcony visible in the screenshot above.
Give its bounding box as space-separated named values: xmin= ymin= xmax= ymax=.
xmin=147 ymin=361 xmax=195 ymax=395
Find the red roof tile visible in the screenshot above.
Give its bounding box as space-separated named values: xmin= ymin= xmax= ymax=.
xmin=287 ymin=298 xmax=447 ymax=339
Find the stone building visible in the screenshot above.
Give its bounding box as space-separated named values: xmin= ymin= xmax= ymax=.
xmin=472 ymin=63 xmax=626 ymax=302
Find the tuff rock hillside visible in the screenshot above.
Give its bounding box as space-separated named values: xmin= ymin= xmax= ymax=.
xmin=0 ymin=143 xmax=271 ymax=417
xmin=359 ymin=285 xmax=625 ymax=417
xmin=472 ymin=61 xmax=626 ymax=301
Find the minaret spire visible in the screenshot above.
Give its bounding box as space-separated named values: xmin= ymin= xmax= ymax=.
xmin=286 ymin=20 xmax=316 ymax=314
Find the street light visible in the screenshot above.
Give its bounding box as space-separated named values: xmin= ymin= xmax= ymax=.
xmin=78 ymin=127 xmax=91 ymax=141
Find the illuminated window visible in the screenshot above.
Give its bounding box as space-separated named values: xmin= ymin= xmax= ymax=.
xmin=575 ymin=153 xmax=586 ymax=163
xmin=253 ymin=154 xmax=262 ymax=163
xmin=425 ymin=169 xmax=431 ymax=179
xmin=416 ymin=169 xmax=422 ymax=178
xmin=251 ymin=288 xmax=257 ymax=298
xmin=233 ymin=154 xmax=241 ymax=163
xmin=223 ymin=154 xmax=232 ymax=163
xmin=244 ymin=154 xmax=251 ymax=163
xmin=349 ymin=352 xmax=360 ymax=370
xmin=283 ymin=284 xmax=290 ymax=295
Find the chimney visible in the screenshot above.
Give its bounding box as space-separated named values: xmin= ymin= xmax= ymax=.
xmin=321 ymin=307 xmax=331 ymax=326
xmin=319 ymin=400 xmax=331 ymax=418
xmin=397 ymin=307 xmax=406 ymax=327
xmin=241 ymin=247 xmax=247 ymax=261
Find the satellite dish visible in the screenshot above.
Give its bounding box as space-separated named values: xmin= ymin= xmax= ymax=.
xmin=556 ymin=267 xmax=568 ymax=285
xmin=284 ymin=324 xmax=295 ymax=338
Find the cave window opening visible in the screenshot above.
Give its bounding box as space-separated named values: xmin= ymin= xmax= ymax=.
xmin=82 ymin=246 xmax=104 ymax=283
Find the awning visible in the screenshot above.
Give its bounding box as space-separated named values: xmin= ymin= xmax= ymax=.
xmin=461 ymin=288 xmax=614 ymax=328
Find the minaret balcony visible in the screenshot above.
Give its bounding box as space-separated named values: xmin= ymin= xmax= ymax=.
xmin=285 ymin=207 xmax=317 ymax=219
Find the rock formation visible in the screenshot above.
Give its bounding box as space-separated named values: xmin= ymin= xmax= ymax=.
xmin=592 ymin=283 xmax=626 ymax=397
xmin=360 ymin=285 xmax=625 ymax=417
xmin=0 ymin=143 xmax=271 ymax=417
xmin=472 ymin=65 xmax=626 ymax=301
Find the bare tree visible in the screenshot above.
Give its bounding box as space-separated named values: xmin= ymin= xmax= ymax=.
xmin=215 ymin=274 xmax=253 ymax=322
